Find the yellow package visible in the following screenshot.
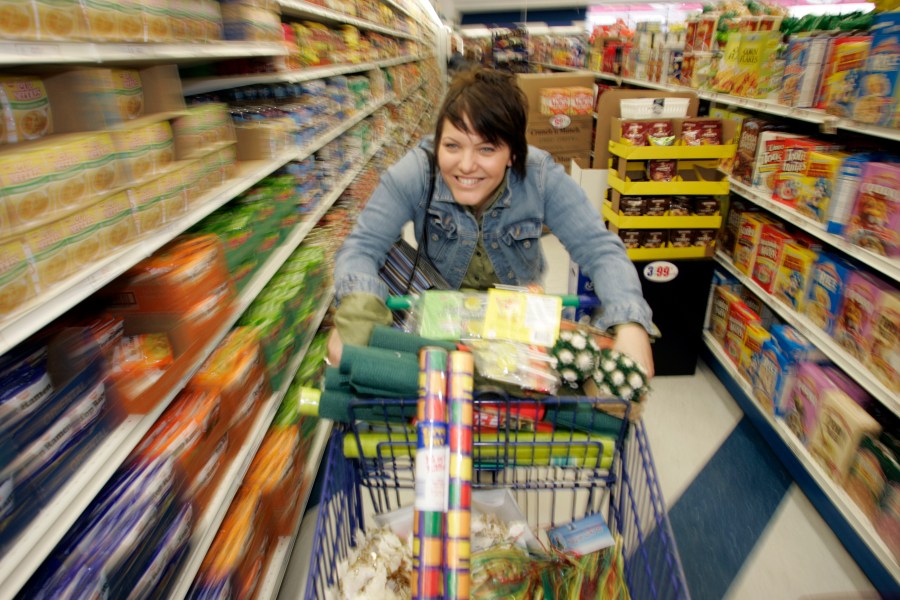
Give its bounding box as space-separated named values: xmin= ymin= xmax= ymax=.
xmin=23 ymin=220 xmax=71 ymax=288
xmin=129 ymin=177 xmax=164 ymax=235
xmin=61 ymin=202 xmax=104 ymax=268
xmin=94 ymin=191 xmax=135 ymax=251
xmin=158 ymin=169 xmax=187 ymax=223
xmin=45 ymin=138 xmax=87 ymax=214
xmin=146 ymin=120 xmax=175 ymax=173
xmin=482 ymin=288 xmax=562 ymax=347
xmin=539 ymin=88 xmax=571 ymax=116
xmin=108 ymin=69 xmax=144 ymax=121
xmin=35 ymin=0 xmax=85 ymax=40
xmin=78 ymin=132 xmax=122 ymax=194
xmin=794 ymin=151 xmax=848 ymax=224
xmin=0 ymin=1 xmax=38 ymax=41
xmin=0 ymin=150 xmax=53 ymax=233
xmin=0 ymin=76 xmax=53 ymax=143
xmin=773 ymin=242 xmax=818 ymax=312
xmin=0 ymin=239 xmax=39 ymax=316
xmin=142 ymin=0 xmax=172 ymax=42
xmin=111 ymin=123 xmax=155 ymax=182
xmin=739 ymin=322 xmax=770 ymax=383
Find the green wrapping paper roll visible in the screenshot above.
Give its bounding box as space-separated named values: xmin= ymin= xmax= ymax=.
xmin=445 ymin=351 xmax=474 ymax=600
xmin=413 ymin=347 xmax=449 ymax=600
xmin=339 ymin=345 xmax=420 ymax=398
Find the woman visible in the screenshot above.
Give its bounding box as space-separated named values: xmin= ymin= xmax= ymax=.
xmin=330 ymin=68 xmax=655 ymax=376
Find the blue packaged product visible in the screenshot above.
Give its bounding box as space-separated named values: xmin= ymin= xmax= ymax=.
xmin=826 ymin=153 xmax=885 ymax=235
xmin=854 ymin=12 xmax=900 ymax=128
xmin=753 ymin=336 xmax=793 ymax=415
xmin=0 ymin=365 xmax=54 ymax=438
xmin=128 ymin=503 xmax=194 ymax=600
xmin=803 ymin=252 xmax=855 ymax=334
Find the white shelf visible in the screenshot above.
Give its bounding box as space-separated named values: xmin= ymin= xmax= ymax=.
xmin=278 ymin=0 xmax=418 ymax=40
xmin=585 ymin=70 xmax=900 ymax=142
xmin=703 ymin=332 xmax=900 ymax=583
xmin=0 ymin=151 xmax=295 ymax=358
xmin=181 ymin=54 xmax=424 ymax=96
xmin=713 ymin=252 xmax=900 ymax=417
xmin=0 ymin=302 xmax=244 ymax=600
xmin=728 ymin=177 xmax=900 ymax=285
xmin=0 ymin=40 xmax=286 ymax=66
xmin=0 ymin=95 xmax=391 ymax=357
xmin=256 ymin=420 xmax=333 ymax=600
xmin=168 ymin=291 xmax=335 ymax=598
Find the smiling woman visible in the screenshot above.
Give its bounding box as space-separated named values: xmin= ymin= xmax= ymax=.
xmin=330 ymin=67 xmax=656 ymax=377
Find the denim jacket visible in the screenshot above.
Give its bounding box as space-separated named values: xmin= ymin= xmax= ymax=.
xmin=334 ymin=137 xmax=653 ymax=332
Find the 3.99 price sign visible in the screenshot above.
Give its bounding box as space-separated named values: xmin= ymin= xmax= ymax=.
xmin=643 ymin=261 xmax=679 ymax=283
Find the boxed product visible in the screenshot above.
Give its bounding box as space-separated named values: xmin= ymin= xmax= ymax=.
xmin=826 ymin=153 xmax=885 ymax=236
xmin=709 ymin=107 xmax=750 ymax=175
xmin=738 ymin=321 xmax=770 ymax=383
xmin=754 ymin=324 xmax=824 ymax=416
xmin=845 ymin=435 xmax=899 ymax=522
xmin=723 ymin=299 xmax=761 ymax=366
xmin=517 ymin=73 xmax=595 ymax=158
xmin=844 ymin=162 xmax=900 ymax=257
xmin=852 ymin=12 xmax=900 ymax=127
xmin=771 ymin=138 xmax=843 ymax=207
xmin=733 ymin=212 xmax=778 ymax=276
xmin=772 ymin=241 xmax=818 ymax=312
xmin=834 ymin=270 xmax=893 ymax=361
xmin=732 ymin=118 xmax=783 ymax=187
xmin=779 ymin=35 xmax=830 ymax=108
xmin=869 ymin=290 xmax=899 ymax=392
xmin=803 ymin=252 xmax=854 ymax=335
xmin=750 ymin=224 xmax=793 ymax=293
xmin=709 ymin=285 xmax=741 ymax=343
xmin=809 ymin=389 xmax=881 ymax=483
xmin=782 ymin=362 xmax=834 ymax=446
xmin=819 ymin=35 xmax=872 ymax=117
xmin=794 ymin=150 xmax=849 ymax=224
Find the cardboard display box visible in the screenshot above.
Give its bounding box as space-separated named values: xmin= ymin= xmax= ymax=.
xmin=517 ymin=73 xmax=596 ymax=157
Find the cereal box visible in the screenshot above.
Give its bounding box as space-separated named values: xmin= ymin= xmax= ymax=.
xmin=772 ymin=138 xmax=842 ymax=207
xmin=834 ymin=270 xmax=892 ymax=361
xmin=795 ymin=150 xmax=848 ymax=224
xmin=709 ymin=107 xmax=750 ymax=175
xmin=869 ymin=290 xmax=899 ymax=393
xmin=723 ymin=300 xmax=761 ymax=366
xmin=804 ymin=252 xmax=854 ymax=335
xmin=751 ymin=224 xmax=793 ymax=293
xmin=844 ymin=162 xmax=900 ymax=257
xmin=779 ymin=36 xmax=830 ymax=108
xmin=733 ymin=212 xmax=778 ymax=276
xmin=710 ymin=285 xmax=741 ymax=343
xmin=773 ymin=242 xmax=817 ymax=312
xmin=826 ymin=152 xmax=884 ymax=236
xmin=852 ymin=12 xmax=900 ymax=128
xmin=739 ymin=321 xmax=770 ymax=383
xmin=751 ymin=132 xmax=803 ymax=196
xmin=819 ymin=36 xmax=871 ymax=116
xmin=732 ymin=118 xmax=782 ymax=187
xmin=809 ymin=389 xmax=881 ymax=483
xmin=736 ymin=30 xmax=782 ymax=99
xmin=783 ymin=362 xmax=834 ymax=446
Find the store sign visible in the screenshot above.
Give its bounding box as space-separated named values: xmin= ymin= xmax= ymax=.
xmin=644 ymin=261 xmax=678 ymax=282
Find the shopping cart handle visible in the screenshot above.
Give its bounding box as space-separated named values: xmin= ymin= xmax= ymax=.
xmin=385 ymin=293 xmax=601 ymax=311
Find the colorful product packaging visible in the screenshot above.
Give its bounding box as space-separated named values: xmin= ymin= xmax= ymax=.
xmin=794 ymin=150 xmax=849 ymax=224
xmin=738 ymin=321 xmax=770 ymax=383
xmin=779 ymin=35 xmax=830 ymax=108
xmin=834 ymin=270 xmax=891 ymax=362
xmin=844 ymin=162 xmax=900 ymax=257
xmin=723 ymin=299 xmax=761 ymax=366
xmin=782 ymin=362 xmax=834 ymax=446
xmin=803 ymin=252 xmax=854 ymax=335
xmin=809 ymin=388 xmax=881 ymax=483
xmin=852 ymin=12 xmax=900 ymax=128
xmin=772 ymin=242 xmax=818 ymax=312
xmin=751 ymin=224 xmax=793 ymax=294
xmin=819 ymin=36 xmax=872 ymax=116
xmin=750 ymin=132 xmax=803 ymax=196
xmin=845 ymin=435 xmax=899 ymax=523
xmin=869 ymin=290 xmax=900 ymax=393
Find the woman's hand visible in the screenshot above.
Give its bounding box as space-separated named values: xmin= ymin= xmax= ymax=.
xmin=612 ymin=323 xmax=654 ymax=379
xmin=327 ymin=328 xmax=344 ymax=367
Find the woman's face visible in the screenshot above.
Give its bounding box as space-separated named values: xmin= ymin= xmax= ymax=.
xmin=437 ymin=116 xmax=512 ymax=209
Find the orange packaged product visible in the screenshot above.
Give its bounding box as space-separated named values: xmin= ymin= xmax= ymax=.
xmin=751 ymin=225 xmax=793 ymax=294
xmin=732 ymin=212 xmax=778 ymax=276
xmin=106 ymin=332 xmax=174 ymax=399
xmin=244 ymin=425 xmax=303 ymax=535
xmin=108 ymin=234 xmax=232 ymax=314
xmin=723 ymin=300 xmax=761 ymax=366
xmin=197 ymin=492 xmax=264 ymax=583
xmin=539 ymin=87 xmax=571 ymax=116
xmin=187 ymin=431 xmax=230 ymax=514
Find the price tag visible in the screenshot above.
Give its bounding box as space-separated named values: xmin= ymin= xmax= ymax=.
xmin=643 ymin=261 xmax=679 ymax=283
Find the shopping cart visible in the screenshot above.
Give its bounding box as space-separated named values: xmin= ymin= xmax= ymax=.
xmin=304 ymin=392 xmax=690 ymax=599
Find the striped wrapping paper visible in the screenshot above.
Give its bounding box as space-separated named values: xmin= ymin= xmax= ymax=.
xmin=413 ymin=347 xmax=448 ymax=600
xmin=444 ymin=351 xmax=474 ymax=600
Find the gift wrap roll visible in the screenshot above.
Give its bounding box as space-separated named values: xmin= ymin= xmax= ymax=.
xmin=413 ymin=347 xmax=448 ymax=600
xmin=444 ymin=351 xmax=474 ymax=600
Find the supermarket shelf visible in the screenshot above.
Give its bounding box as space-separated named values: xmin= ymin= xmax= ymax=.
xmin=608 ymin=169 xmax=730 ymax=196
xmin=0 ymin=301 xmax=244 ymax=600
xmin=602 ymin=202 xmax=722 ymax=229
xmin=580 ymin=69 xmax=900 ymax=142
xmin=279 ymin=0 xmax=418 ymax=39
xmin=0 ymin=40 xmax=286 ymax=66
xmin=181 ymin=54 xmax=424 ymax=96
xmin=727 ymin=177 xmax=900 ymax=284
xmin=714 ymin=252 xmax=899 ymax=416
xmin=702 ymin=333 xmax=900 ymax=596
xmin=256 ymin=419 xmax=333 ymax=599
xmin=168 ymin=291 xmax=335 ymax=598
xmin=0 ymin=95 xmax=390 ymax=357
xmin=625 ymin=245 xmax=714 ymax=260
xmin=0 ymin=151 xmax=297 ymax=357
xmin=609 ymin=140 xmax=737 ymax=160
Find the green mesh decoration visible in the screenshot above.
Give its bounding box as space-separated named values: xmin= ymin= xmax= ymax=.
xmin=590 ymin=349 xmax=650 ymax=403
xmin=551 ymin=329 xmax=602 ymax=390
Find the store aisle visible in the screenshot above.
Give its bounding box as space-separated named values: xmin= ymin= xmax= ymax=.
xmin=542 ymin=234 xmax=877 ymax=600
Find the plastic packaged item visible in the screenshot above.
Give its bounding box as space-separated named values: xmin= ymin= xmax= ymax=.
xmin=468 ymin=339 xmax=560 ymax=395
xmin=0 ymin=76 xmax=53 ymax=143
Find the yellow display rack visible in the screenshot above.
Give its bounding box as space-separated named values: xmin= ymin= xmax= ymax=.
xmin=624 ymin=245 xmax=715 ymax=260
xmin=607 ymin=168 xmax=731 ymax=196
xmin=608 ymin=139 xmax=737 ymax=160
xmin=602 ymin=201 xmax=723 ymax=229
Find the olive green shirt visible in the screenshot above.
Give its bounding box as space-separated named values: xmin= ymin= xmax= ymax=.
xmin=335 ymin=184 xmax=505 ymax=345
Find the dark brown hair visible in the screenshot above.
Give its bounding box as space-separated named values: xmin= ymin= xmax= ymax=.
xmin=434 ymin=67 xmax=529 ymax=179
